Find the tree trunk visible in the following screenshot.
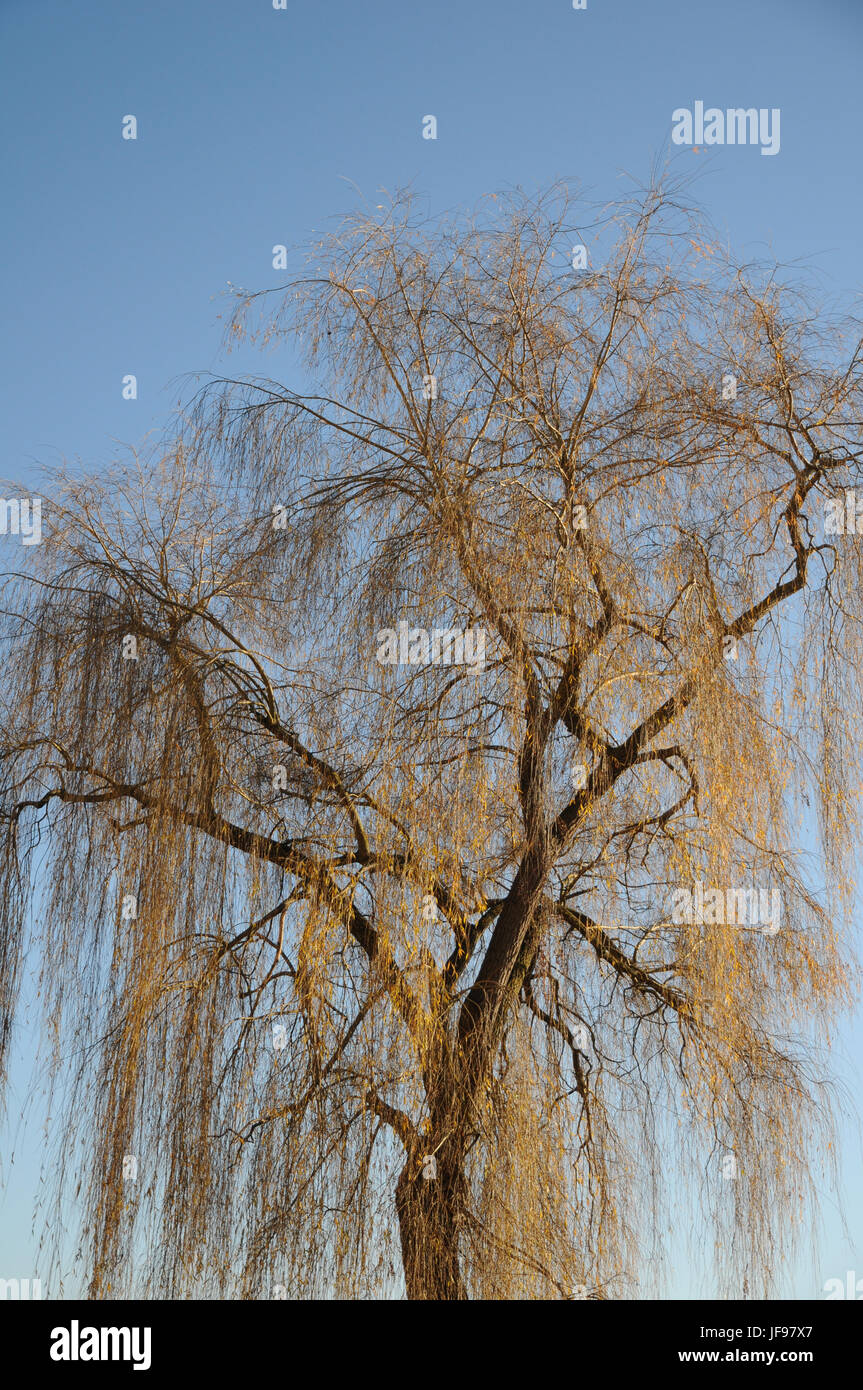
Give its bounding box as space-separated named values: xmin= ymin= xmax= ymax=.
xmin=395 ymin=1156 xmax=467 ymax=1299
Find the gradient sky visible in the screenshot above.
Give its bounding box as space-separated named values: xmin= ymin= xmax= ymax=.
xmin=1 ymin=0 xmax=862 ymax=1298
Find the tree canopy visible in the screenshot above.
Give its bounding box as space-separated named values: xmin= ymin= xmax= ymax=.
xmin=1 ymin=181 xmax=861 ymax=1299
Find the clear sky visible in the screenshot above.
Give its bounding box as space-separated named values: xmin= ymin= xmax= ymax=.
xmin=1 ymin=0 xmax=862 ymax=1299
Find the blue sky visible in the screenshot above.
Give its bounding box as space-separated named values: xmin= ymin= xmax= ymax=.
xmin=1 ymin=0 xmax=862 ymax=1298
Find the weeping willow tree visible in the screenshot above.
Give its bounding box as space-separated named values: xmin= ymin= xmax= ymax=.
xmin=1 ymin=181 xmax=861 ymax=1301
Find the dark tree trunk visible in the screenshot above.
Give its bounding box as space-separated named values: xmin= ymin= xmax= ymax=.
xmin=395 ymin=1154 xmax=467 ymax=1300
